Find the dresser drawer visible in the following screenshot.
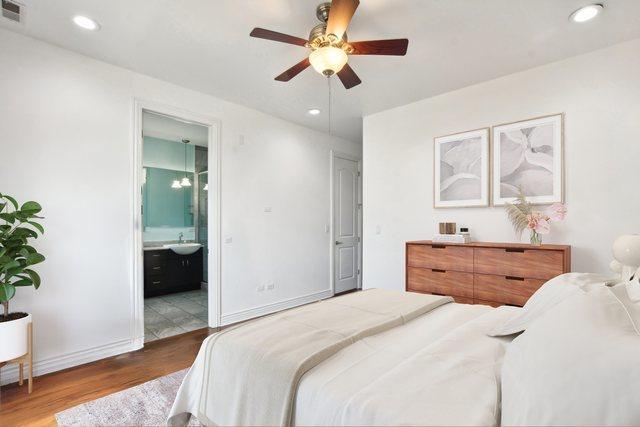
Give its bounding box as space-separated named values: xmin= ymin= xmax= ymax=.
xmin=144 ymin=250 xmax=166 ymax=269
xmin=473 ymin=247 xmax=564 ymax=280
xmin=473 ymin=273 xmax=545 ymax=306
xmin=407 ymin=267 xmax=473 ymax=298
xmin=407 ymin=244 xmax=473 ymax=272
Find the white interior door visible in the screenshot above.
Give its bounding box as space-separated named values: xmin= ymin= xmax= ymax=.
xmin=333 ymin=156 xmax=359 ymax=294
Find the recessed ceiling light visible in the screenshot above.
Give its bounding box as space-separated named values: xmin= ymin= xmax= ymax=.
xmin=308 ymin=109 xmax=321 ymax=116
xmin=569 ymin=4 xmax=604 ymax=23
xmin=72 ymin=15 xmax=100 ymax=31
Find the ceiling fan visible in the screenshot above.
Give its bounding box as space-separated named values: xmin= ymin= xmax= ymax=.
xmin=249 ymin=0 xmax=408 ymax=89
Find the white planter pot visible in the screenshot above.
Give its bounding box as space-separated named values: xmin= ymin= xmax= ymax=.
xmin=0 ymin=313 xmax=31 ymax=362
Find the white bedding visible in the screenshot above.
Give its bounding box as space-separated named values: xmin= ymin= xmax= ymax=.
xmin=294 ymin=302 xmax=518 ymax=426
xmin=171 ymin=300 xmax=518 ymax=427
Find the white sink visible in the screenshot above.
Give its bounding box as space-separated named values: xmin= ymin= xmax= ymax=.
xmin=163 ymin=243 xmax=202 ymax=255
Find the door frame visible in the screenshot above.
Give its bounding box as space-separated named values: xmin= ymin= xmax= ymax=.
xmin=132 ymin=99 xmax=222 ymax=349
xmin=329 ymin=150 xmax=363 ymax=294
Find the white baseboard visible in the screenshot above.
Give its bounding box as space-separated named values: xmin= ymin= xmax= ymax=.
xmin=0 ymin=338 xmax=138 ymax=386
xmin=220 ymin=289 xmax=334 ymax=326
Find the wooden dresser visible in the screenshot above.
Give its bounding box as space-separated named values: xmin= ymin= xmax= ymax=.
xmin=406 ymin=241 xmax=571 ymax=307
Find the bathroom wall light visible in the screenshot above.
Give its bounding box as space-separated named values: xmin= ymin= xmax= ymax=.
xmin=171 ymin=180 xmax=182 ymax=189
xmin=308 ymin=109 xmax=321 ymax=116
xmin=72 ymin=15 xmax=100 ymax=31
xmin=569 ymin=4 xmax=604 ymax=23
xmin=203 ymin=183 xmax=209 ymax=191
xmin=180 ymin=177 xmax=192 ymax=187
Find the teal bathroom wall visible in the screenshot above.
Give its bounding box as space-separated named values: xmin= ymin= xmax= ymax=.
xmin=143 ymin=136 xmax=196 ymax=242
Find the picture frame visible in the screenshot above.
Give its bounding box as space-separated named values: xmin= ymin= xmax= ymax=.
xmin=492 ymin=113 xmax=564 ymax=206
xmin=434 ymin=128 xmax=489 ymax=208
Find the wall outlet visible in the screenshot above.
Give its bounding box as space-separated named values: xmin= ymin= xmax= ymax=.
xmin=257 ymin=284 xmax=265 ymax=292
xmin=267 ymin=282 xmax=275 ymax=290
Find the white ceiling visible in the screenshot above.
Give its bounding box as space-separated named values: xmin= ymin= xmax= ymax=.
xmin=3 ymin=0 xmax=640 ymax=142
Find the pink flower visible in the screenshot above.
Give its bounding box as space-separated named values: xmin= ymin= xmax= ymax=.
xmin=547 ymin=203 xmax=567 ymax=222
xmin=527 ymin=212 xmax=551 ymax=235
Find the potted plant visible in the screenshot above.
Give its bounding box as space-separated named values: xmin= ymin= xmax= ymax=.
xmin=0 ymin=193 xmax=45 ymax=363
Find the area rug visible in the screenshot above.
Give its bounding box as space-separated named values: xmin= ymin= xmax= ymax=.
xmin=55 ymin=369 xmax=200 ymax=426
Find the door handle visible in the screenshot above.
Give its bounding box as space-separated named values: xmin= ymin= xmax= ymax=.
xmin=335 ymin=240 xmax=343 ymax=245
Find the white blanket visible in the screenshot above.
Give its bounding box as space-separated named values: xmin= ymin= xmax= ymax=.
xmin=168 ymin=289 xmax=453 ymax=427
xmin=294 ymin=303 xmax=517 ymax=426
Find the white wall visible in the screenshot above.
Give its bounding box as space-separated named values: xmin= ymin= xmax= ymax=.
xmin=363 ymin=39 xmax=640 ymax=291
xmin=0 ymin=28 xmax=360 ymax=382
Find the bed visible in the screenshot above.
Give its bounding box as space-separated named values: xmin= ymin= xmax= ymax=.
xmin=168 ymin=249 xmax=640 ymax=427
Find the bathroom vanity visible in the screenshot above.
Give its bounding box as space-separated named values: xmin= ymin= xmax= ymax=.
xmin=144 ymin=247 xmax=203 ymax=297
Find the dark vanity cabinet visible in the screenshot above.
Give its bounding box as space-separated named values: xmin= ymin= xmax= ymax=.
xmin=144 ymin=248 xmax=203 ymax=297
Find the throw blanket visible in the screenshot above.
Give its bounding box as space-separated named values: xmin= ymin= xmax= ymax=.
xmin=168 ymin=289 xmax=452 ymax=427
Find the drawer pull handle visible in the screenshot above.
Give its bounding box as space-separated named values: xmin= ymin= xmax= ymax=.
xmin=431 ymin=245 xmax=446 ymax=249
xmin=505 ymin=248 xmax=525 ymax=253
xmin=432 ymin=269 xmax=446 ymax=273
xmin=152 ymin=254 xmax=160 ymax=257
xmin=152 ymin=281 xmax=161 ymax=285
xmin=505 ymin=276 xmax=525 ymax=281
xmin=153 ymin=267 xmax=161 ymax=270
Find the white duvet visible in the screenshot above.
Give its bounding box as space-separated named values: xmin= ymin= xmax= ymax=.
xmin=172 ymin=301 xmax=518 ymax=426
xmin=294 ymin=303 xmax=517 ymax=426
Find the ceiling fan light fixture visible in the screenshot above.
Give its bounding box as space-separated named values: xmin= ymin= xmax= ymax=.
xmin=308 ymin=108 xmax=321 ymax=115
xmin=309 ymin=46 xmax=348 ymax=76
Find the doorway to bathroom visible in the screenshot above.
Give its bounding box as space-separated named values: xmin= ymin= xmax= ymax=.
xmin=133 ymin=100 xmax=220 ymax=347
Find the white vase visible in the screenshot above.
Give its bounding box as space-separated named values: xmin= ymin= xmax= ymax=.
xmin=0 ymin=313 xmax=31 ymax=362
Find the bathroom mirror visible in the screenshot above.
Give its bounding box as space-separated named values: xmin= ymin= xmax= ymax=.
xmin=143 ymin=167 xmax=194 ymax=228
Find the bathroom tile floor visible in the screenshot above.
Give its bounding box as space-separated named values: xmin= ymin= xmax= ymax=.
xmin=144 ymin=289 xmax=208 ymax=342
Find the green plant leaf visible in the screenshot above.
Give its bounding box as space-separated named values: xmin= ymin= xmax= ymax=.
xmin=0 ymin=283 xmax=16 ymax=302
xmin=26 ymin=253 xmax=45 ymax=265
xmin=13 ymin=227 xmax=38 ymax=239
xmin=26 ymin=221 xmax=44 ymax=234
xmin=20 ymin=201 xmax=42 ymax=215
xmin=11 ymin=278 xmax=32 ymax=287
xmin=24 ymin=269 xmax=41 ymax=289
xmin=0 ymin=259 xmax=20 ymax=273
xmin=2 ymin=195 xmax=18 ymax=210
xmin=0 ymin=212 xmax=16 ymax=224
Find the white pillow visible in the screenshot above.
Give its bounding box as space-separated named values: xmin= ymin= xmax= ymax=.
xmin=501 ymin=286 xmax=640 ymax=426
xmin=611 ymin=280 xmax=640 ymax=333
xmin=489 ymin=273 xmax=610 ymax=336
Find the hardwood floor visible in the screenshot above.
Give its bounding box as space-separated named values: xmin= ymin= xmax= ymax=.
xmin=0 ymin=328 xmax=215 ymax=427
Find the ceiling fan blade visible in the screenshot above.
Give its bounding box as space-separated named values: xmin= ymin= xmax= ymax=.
xmin=325 ymin=0 xmax=360 ymax=41
xmin=275 ymin=58 xmax=311 ymax=82
xmin=250 ymin=28 xmax=308 ymax=47
xmin=349 ymin=39 xmax=409 ymax=56
xmin=336 ymin=63 xmax=361 ymax=89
